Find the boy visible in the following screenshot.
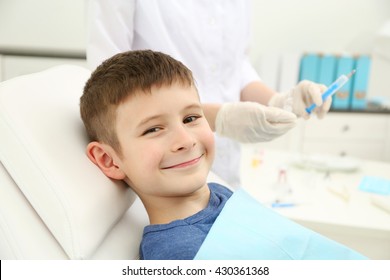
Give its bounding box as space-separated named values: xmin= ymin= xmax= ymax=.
xmin=80 ymin=50 xmax=233 ymax=259
xmin=80 ymin=50 xmax=367 ymax=261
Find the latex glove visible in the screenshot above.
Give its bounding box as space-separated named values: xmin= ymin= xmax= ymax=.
xmin=268 ymin=80 xmax=330 ymax=119
xmin=215 ymin=102 xmax=297 ymax=143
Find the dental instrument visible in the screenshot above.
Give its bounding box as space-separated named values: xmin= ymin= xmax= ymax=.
xmin=271 ymin=202 xmax=297 ymax=208
xmin=305 ymin=70 xmax=356 ymax=114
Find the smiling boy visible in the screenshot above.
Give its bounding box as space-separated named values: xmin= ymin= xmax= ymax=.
xmin=79 ymin=50 xmax=368 ymax=261
xmin=80 ymin=50 xmax=233 ymax=259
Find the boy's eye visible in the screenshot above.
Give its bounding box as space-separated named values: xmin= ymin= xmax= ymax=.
xmin=142 ymin=127 xmax=161 ymax=136
xmin=183 ymin=115 xmax=200 ymax=124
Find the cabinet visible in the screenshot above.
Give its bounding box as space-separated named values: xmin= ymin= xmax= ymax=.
xmin=301 ymin=113 xmax=390 ymax=161
xmin=0 ymin=55 xmax=87 ymax=82
xmin=257 ymin=112 xmax=390 ymax=162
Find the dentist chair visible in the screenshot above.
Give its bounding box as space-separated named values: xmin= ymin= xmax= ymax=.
xmin=0 ymin=65 xmax=147 ymax=259
xmin=0 ymin=65 xmax=227 ymax=259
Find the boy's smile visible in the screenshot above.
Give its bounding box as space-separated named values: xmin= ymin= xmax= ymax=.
xmin=111 ymin=82 xmax=215 ymax=207
xmin=161 ymin=154 xmax=204 ymax=169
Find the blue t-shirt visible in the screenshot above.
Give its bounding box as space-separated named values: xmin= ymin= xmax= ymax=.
xmin=139 ymin=183 xmax=233 ymax=260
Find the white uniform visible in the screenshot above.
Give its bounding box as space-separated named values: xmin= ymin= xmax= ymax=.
xmin=87 ymin=0 xmax=262 ymax=187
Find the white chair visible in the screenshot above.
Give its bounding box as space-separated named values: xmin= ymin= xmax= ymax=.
xmin=0 ymin=65 xmax=227 ymax=260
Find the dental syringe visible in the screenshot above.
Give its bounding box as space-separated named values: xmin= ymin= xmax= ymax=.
xmin=305 ymin=69 xmax=356 ymax=114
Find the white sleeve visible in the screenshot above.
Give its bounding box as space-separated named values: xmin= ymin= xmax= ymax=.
xmin=240 ymin=58 xmax=262 ymax=90
xmin=86 ymin=0 xmax=136 ymax=70
xmin=239 ymin=0 xmax=261 ymax=90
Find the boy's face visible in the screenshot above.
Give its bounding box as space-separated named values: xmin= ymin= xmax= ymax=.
xmin=113 ymin=83 xmax=215 ymax=198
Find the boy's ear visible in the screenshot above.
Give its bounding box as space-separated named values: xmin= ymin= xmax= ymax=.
xmin=86 ymin=142 xmax=126 ymax=180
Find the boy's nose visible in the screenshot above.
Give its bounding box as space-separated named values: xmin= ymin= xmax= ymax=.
xmin=171 ymin=126 xmax=196 ymax=152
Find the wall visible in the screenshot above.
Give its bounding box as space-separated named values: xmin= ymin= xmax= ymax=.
xmin=0 ymin=0 xmax=389 ymax=60
xmin=250 ymin=0 xmax=390 ymax=61
xmin=0 ymin=0 xmax=86 ymax=56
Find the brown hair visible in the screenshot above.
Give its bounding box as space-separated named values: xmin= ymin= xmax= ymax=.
xmin=80 ymin=50 xmax=196 ymax=154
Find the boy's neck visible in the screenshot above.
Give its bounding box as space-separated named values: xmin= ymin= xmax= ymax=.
xmin=141 ymin=184 xmax=211 ymax=225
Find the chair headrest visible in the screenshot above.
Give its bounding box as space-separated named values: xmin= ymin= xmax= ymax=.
xmin=0 ymin=65 xmax=136 ymax=259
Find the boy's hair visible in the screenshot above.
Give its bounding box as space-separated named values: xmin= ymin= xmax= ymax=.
xmin=80 ymin=50 xmax=196 ymax=154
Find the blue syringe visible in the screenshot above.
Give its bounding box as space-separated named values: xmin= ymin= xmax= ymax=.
xmin=305 ymin=69 xmax=356 ymax=114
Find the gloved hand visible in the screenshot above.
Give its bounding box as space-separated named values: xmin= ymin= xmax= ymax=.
xmin=268 ymin=80 xmax=331 ymax=119
xmin=215 ymin=102 xmax=297 ymax=143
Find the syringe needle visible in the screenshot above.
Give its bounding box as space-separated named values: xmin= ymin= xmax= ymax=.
xmin=305 ymin=69 xmax=356 ymax=114
xmin=346 ymin=69 xmax=356 ymax=79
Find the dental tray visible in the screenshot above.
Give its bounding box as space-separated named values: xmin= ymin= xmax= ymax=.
xmin=290 ymin=153 xmax=360 ymax=172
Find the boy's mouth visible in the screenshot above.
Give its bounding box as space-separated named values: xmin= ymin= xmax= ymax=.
xmin=161 ymin=154 xmax=204 ymax=169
